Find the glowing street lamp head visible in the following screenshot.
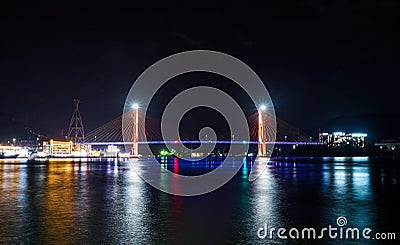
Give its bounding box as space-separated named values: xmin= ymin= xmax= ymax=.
xmin=260 ymin=104 xmax=267 ymax=111
xmin=132 ymin=103 xmax=139 ymax=110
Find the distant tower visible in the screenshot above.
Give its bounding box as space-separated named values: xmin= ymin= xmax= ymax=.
xmin=68 ymin=99 xmax=85 ymax=143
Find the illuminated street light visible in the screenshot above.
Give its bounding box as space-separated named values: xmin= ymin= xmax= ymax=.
xmin=260 ymin=104 xmax=267 ymax=111
xmin=132 ymin=103 xmax=139 ymax=109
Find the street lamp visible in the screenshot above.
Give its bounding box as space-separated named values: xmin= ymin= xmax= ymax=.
xmin=260 ymin=104 xmax=267 ymax=111
xmin=132 ymin=103 xmax=139 ymax=110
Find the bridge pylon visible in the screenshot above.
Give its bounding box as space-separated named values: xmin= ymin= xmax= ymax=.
xmin=131 ymin=104 xmax=139 ymax=156
xmin=258 ymin=105 xmax=267 ymax=157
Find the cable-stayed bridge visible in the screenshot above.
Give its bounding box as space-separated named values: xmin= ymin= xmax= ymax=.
xmin=83 ymin=109 xmax=315 ymax=156
xmin=85 ymin=112 xmax=311 ymax=143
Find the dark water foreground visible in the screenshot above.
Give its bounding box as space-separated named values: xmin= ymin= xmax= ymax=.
xmin=0 ymin=157 xmax=398 ymax=244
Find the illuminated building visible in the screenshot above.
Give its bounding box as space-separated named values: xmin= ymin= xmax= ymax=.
xmin=319 ymin=132 xmax=367 ymax=148
xmin=43 ymin=140 xmax=73 ymax=156
xmin=106 ymin=145 xmax=120 ymax=157
xmin=72 ymin=144 xmax=91 ymax=157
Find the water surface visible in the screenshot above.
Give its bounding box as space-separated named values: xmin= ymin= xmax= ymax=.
xmin=0 ymin=157 xmax=398 ymax=244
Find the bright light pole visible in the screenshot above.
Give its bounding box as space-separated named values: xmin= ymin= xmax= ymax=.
xmin=132 ymin=103 xmax=139 ymax=156
xmin=258 ymin=104 xmax=267 ymax=157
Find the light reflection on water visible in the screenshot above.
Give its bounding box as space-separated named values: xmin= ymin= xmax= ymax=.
xmin=0 ymin=158 xmax=398 ymax=244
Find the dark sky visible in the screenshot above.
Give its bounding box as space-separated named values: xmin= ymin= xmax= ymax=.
xmin=1 ymin=1 xmax=399 ymax=139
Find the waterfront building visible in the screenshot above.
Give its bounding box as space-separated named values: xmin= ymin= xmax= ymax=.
xmin=43 ymin=140 xmax=73 ymax=156
xmin=319 ymin=132 xmax=367 ymax=148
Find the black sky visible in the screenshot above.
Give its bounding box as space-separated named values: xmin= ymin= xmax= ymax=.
xmin=1 ymin=1 xmax=399 ymax=139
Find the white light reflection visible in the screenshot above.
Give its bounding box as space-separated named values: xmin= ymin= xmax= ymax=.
xmin=333 ymin=165 xmax=347 ymax=195
xmin=351 ymin=156 xmax=369 ymax=162
xmin=352 ymin=170 xmax=371 ymax=200
xmin=252 ymin=159 xmax=282 ymax=228
xmin=123 ymin=159 xmax=152 ymax=242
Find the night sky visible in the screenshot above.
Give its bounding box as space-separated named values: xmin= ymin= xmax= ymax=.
xmin=1 ymin=1 xmax=399 ymax=140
